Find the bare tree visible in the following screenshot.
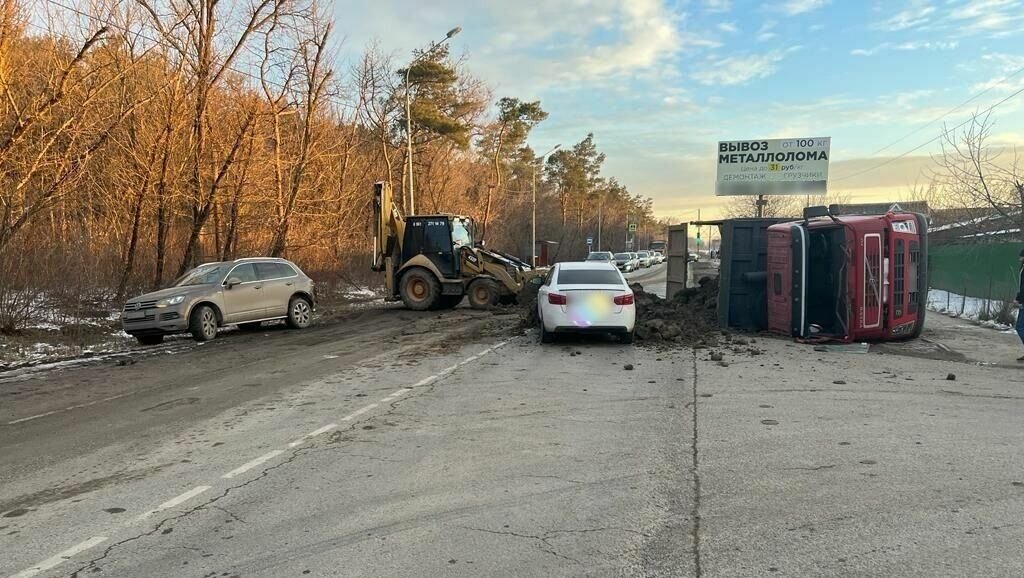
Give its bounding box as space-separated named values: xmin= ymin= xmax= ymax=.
xmin=936 ymin=112 xmax=1024 ymax=238
xmin=136 ymin=0 xmax=286 ymax=275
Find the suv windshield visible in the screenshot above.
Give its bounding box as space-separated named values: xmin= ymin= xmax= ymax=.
xmin=173 ymin=264 xmax=227 ymax=287
xmin=614 ymin=253 xmax=631 ymax=259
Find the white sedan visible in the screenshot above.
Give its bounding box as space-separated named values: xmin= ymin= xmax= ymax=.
xmin=537 ymin=262 xmax=636 ymax=344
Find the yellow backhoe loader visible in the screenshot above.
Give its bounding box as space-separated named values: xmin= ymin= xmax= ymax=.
xmin=371 ymin=181 xmax=545 ymax=310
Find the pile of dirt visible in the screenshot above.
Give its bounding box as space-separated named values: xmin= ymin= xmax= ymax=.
xmin=631 ymin=277 xmax=720 ymax=345
xmin=516 ymin=281 xmax=541 ymax=328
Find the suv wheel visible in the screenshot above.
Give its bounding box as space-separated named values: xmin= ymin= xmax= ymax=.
xmin=286 ymin=296 xmax=313 ymax=329
xmin=189 ymin=305 xmax=218 ymax=342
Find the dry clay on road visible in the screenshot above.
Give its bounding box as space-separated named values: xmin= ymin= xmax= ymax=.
xmin=2 ymin=292 xmax=1024 ymax=578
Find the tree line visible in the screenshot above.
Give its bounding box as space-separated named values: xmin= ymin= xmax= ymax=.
xmin=0 ymin=0 xmax=661 ymax=330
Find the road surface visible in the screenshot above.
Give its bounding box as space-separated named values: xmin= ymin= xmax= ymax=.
xmin=625 ymin=263 xmax=667 ymax=298
xmin=2 ymin=297 xmax=1023 ymax=577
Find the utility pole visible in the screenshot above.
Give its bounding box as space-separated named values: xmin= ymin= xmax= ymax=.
xmin=597 ymin=201 xmax=602 ymax=251
xmin=532 ymin=144 xmax=560 ymax=266
xmin=405 ymin=26 xmax=461 ymax=216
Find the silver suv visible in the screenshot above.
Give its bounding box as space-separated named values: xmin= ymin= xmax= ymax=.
xmin=122 ymin=257 xmax=316 ymax=345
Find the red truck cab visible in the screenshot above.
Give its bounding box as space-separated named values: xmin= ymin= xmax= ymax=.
xmin=766 ymin=209 xmax=928 ymax=342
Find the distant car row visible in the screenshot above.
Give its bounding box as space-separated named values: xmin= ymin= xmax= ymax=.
xmin=586 ymin=250 xmax=663 ymax=273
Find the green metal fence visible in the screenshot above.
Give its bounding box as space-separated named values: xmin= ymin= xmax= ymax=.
xmin=929 ymin=242 xmax=1020 ymax=301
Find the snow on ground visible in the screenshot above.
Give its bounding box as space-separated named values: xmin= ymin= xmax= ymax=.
xmin=927 ymin=288 xmax=1016 ymax=332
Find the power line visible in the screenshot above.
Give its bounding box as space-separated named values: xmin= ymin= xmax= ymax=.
xmin=831 ymin=83 xmax=1024 ymax=183
xmin=865 ymin=62 xmax=1024 ymax=159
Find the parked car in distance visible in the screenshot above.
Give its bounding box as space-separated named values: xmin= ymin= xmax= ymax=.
xmin=537 ymin=262 xmax=636 ymax=344
xmin=651 ymin=251 xmax=665 ymax=264
xmin=688 ymin=252 xmax=699 ymax=263
xmin=629 ymin=252 xmax=642 ymax=269
xmin=586 ymin=251 xmax=615 ymax=262
xmin=637 ymin=251 xmax=653 ymax=268
xmin=122 ymin=257 xmax=316 ymax=345
xmin=613 ymin=252 xmax=636 ymax=272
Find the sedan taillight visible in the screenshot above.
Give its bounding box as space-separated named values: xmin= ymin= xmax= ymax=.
xmin=614 ymin=294 xmax=634 ymax=306
xmin=548 ymin=293 xmax=567 ymax=305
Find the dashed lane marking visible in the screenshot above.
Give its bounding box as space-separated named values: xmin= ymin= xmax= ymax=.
xmin=221 ymin=451 xmax=285 ymax=479
xmin=9 ymin=536 xmax=108 ymax=578
xmin=7 ymin=338 xmax=516 ymax=578
xmin=132 ymin=485 xmax=212 ymax=522
xmin=288 ymin=423 xmax=339 ymax=448
xmin=6 ymin=393 xmax=135 ymax=425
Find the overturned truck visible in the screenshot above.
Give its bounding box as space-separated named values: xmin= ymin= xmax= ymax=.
xmin=712 ymin=206 xmax=928 ymax=343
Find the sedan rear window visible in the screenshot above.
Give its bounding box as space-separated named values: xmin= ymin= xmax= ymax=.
xmin=557 ymin=268 xmax=624 ymax=286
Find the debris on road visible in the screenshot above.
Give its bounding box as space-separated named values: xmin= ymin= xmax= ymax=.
xmin=624 ymin=364 xmax=634 ymax=370
xmin=630 ymin=277 xmax=719 ymax=345
xmin=946 ymin=373 xmax=957 ymax=381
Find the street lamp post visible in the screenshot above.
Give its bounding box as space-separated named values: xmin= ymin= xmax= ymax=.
xmin=532 ymin=144 xmax=560 ymax=267
xmin=405 ymin=26 xmax=461 ymax=216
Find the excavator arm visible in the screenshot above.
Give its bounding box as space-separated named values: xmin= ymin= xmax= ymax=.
xmin=372 ymin=182 xmax=405 ymax=298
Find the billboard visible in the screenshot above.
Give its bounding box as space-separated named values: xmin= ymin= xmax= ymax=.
xmin=716 ymin=137 xmax=830 ymax=196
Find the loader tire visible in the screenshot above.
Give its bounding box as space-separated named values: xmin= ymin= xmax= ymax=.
xmin=467 ymin=279 xmax=499 ymax=310
xmin=400 ymin=268 xmax=440 ymax=311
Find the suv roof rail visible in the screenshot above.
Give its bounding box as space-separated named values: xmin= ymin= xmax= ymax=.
xmin=234 ymin=256 xmax=284 ymax=263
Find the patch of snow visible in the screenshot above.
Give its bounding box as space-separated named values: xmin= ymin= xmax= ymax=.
xmin=927 ymin=288 xmax=1014 ymax=330
xmin=958 ymin=228 xmax=1020 ymax=239
xmin=341 ymin=287 xmax=379 ymax=298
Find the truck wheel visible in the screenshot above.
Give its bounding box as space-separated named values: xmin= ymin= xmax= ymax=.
xmin=400 ymin=268 xmax=440 ymax=311
xmin=467 ymin=279 xmax=499 ymax=310
xmin=136 ymin=334 xmax=163 ymax=346
xmin=189 ymin=305 xmax=218 ymax=342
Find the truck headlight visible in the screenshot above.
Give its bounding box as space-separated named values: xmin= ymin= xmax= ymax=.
xmin=156 ymin=295 xmax=186 ymax=308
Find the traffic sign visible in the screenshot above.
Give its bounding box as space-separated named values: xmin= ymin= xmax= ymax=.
xmin=628 ymin=223 xmax=637 ymax=232
xmin=586 ymin=236 xmax=593 ymax=245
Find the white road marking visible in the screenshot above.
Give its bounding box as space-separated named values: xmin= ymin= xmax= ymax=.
xmin=6 ymin=393 xmax=134 ymax=425
xmin=9 ymin=536 xmax=108 ymax=578
xmin=133 ymin=485 xmax=212 ymax=522
xmin=341 ymin=403 xmax=378 ymax=421
xmin=288 ymin=423 xmax=338 ymax=447
xmin=413 ymin=375 xmax=439 ymax=387
xmin=221 ymin=451 xmax=285 ymax=479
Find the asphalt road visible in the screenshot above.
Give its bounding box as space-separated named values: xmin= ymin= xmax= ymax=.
xmin=624 ymin=263 xmax=667 ymax=298
xmin=2 ymin=293 xmax=1023 ymax=577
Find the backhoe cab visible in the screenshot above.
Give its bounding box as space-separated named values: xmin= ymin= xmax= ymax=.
xmin=372 ymin=181 xmax=543 ymax=310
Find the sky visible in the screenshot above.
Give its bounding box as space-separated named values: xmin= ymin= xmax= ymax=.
xmin=335 ymin=0 xmax=1024 ymax=220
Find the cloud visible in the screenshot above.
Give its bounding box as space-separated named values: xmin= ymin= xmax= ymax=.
xmin=757 ymin=20 xmax=777 ymax=42
xmin=872 ymin=0 xmax=1024 ymax=36
xmin=850 ymin=40 xmax=958 ymax=56
xmin=717 ymin=21 xmax=738 ymax=33
xmin=692 ymin=48 xmax=799 ymax=86
xmin=575 ymin=0 xmax=695 ymax=79
xmin=703 ymin=0 xmax=732 ymax=11
xmin=873 ymin=2 xmax=936 ymax=31
xmin=776 ymin=0 xmax=829 ymax=16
